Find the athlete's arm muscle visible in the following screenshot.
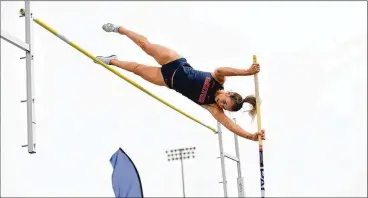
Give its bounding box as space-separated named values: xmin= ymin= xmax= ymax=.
xmin=201 ymin=104 xmax=254 ymax=140
xmin=213 ymin=64 xmax=260 ymax=81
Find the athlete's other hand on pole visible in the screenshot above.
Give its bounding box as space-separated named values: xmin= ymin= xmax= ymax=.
xmin=248 ymin=63 xmax=260 ymax=75
xmin=251 ymin=129 xmax=266 ymax=141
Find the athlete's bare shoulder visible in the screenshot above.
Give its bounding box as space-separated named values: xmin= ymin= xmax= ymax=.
xmin=201 ymin=103 xmax=223 ymax=114
xmin=211 ymin=72 xmax=226 ymax=85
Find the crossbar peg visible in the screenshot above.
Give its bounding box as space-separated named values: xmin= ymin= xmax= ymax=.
xmin=21 ymin=98 xmax=35 ymax=103
xmin=21 ymin=144 xmax=36 ymax=154
xmin=20 ymin=55 xmax=33 ymax=60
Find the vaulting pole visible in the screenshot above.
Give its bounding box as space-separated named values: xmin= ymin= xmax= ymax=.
xmin=253 ymin=55 xmax=265 ymax=198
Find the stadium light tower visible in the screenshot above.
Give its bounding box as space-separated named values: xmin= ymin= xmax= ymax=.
xmin=166 ymin=146 xmax=196 ymax=197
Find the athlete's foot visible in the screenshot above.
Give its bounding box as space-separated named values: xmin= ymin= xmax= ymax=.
xmin=102 ymin=23 xmax=120 ymax=33
xmin=95 ymin=55 xmax=118 ymax=65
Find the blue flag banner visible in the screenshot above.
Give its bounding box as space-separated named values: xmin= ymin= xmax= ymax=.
xmin=110 ymin=148 xmax=143 ymax=198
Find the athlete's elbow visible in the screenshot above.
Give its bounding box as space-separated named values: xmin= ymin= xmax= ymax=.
xmin=217 ymin=119 xmax=237 ymax=134
xmin=214 ymin=67 xmax=225 ymax=76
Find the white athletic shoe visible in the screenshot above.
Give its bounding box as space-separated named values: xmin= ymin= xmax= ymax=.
xmin=102 ymin=23 xmax=120 ymax=33
xmin=95 ymin=55 xmax=118 ymax=65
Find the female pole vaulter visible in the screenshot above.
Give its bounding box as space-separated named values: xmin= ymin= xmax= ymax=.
xmin=96 ymin=23 xmax=265 ymax=141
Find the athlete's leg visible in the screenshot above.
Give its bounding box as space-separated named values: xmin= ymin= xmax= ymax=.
xmin=96 ymin=55 xmax=166 ymax=87
xmin=102 ymin=23 xmax=182 ymax=65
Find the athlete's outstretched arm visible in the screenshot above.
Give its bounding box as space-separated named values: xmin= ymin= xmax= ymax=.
xmin=202 ymin=104 xmax=265 ymax=141
xmin=214 ymin=63 xmax=260 ymax=78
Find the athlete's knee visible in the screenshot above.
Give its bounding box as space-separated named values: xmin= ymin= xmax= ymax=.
xmin=142 ymin=43 xmax=160 ymax=58
xmin=140 ymin=41 xmax=167 ymax=56
xmin=137 ymin=37 xmax=151 ymax=52
xmin=132 ymin=63 xmax=144 ymax=75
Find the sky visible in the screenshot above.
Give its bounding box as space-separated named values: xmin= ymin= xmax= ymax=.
xmin=1 ymin=1 xmax=367 ymax=197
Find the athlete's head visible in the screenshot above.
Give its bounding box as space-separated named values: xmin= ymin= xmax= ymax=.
xmin=215 ymin=91 xmax=257 ymax=118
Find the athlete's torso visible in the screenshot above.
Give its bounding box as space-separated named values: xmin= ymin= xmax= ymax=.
xmin=173 ymin=65 xmax=224 ymax=105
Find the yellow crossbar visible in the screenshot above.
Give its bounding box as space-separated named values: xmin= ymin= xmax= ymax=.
xmin=32 ymin=17 xmax=217 ymax=132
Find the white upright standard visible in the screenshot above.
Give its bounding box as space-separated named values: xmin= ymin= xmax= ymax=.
xmin=0 ymin=1 xmax=36 ymax=154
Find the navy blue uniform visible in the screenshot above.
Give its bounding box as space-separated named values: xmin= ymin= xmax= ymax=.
xmin=161 ymin=58 xmax=224 ymax=105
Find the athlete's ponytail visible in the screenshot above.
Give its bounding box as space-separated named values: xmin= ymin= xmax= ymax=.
xmin=242 ymin=95 xmax=257 ymax=119
xmin=230 ymin=92 xmax=258 ymax=119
